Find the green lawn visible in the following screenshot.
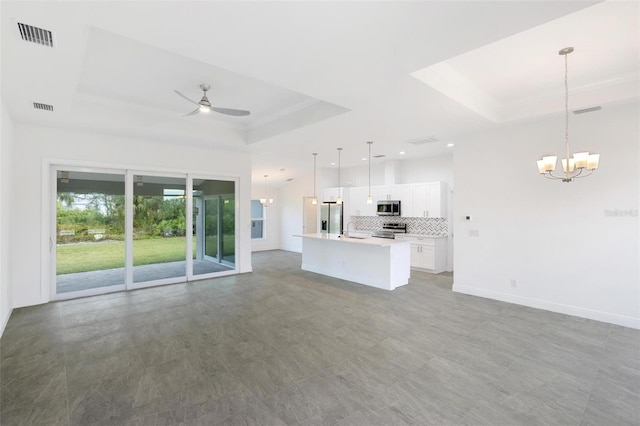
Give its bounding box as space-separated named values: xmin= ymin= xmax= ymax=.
xmin=58 ymin=235 xmax=237 ymax=275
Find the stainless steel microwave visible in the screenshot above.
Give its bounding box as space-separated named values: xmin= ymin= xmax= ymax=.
xmin=377 ymin=200 xmax=401 ymax=216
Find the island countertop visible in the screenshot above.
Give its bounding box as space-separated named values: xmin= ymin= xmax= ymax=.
xmin=295 ymin=233 xmax=409 ymax=247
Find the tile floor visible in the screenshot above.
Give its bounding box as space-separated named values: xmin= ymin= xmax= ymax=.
xmin=1 ymin=250 xmax=638 ymax=425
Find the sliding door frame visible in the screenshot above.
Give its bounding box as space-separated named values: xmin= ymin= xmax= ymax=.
xmin=43 ymin=159 xmax=241 ymax=302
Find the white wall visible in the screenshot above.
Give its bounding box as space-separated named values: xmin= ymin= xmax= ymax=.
xmin=10 ymin=124 xmax=252 ymax=309
xmin=1 ymin=101 xmax=14 ymax=335
xmin=250 ymin=184 xmax=281 ymax=252
xmin=279 ymin=173 xmax=315 ymax=253
xmin=397 ymin=155 xmax=454 ymax=187
xmin=453 ymin=102 xmax=640 ymax=328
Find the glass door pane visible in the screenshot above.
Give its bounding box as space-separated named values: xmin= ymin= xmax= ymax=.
xmin=133 ymin=175 xmax=186 ymax=283
xmin=56 ymin=171 xmax=125 ymax=294
xmin=192 ymin=179 xmax=235 ymax=276
xmin=204 ymin=198 xmax=219 ymax=259
xmin=221 ymin=195 xmax=235 ymax=265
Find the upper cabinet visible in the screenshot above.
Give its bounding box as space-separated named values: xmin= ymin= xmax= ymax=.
xmin=324 ymin=182 xmax=448 ymax=218
xmin=412 ymin=182 xmax=447 ymax=218
xmin=378 ymin=184 xmax=413 ymax=218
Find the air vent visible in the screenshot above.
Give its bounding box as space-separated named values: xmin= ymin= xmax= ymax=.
xmin=407 ymin=136 xmax=439 ymax=145
xmin=33 ymin=102 xmax=54 ymax=112
xmin=373 ymin=154 xmax=386 ymax=158
xmin=573 ymin=106 xmax=601 ymax=115
xmin=17 ymin=22 xmax=54 ymax=47
xmin=285 ymin=178 xmax=294 ymax=182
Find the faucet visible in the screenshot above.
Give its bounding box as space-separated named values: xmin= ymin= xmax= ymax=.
xmin=345 ymin=222 xmax=356 ymax=236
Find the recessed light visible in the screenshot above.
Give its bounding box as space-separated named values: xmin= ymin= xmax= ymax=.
xmin=399 ymin=151 xmax=406 ymax=155
xmin=362 ymin=157 xmax=367 ymax=161
xmin=447 ymin=143 xmax=454 ymax=147
xmin=330 ymin=162 xmax=336 ymax=166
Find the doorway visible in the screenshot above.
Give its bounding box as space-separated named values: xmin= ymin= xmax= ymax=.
xmin=302 ymin=196 xmax=318 ymax=235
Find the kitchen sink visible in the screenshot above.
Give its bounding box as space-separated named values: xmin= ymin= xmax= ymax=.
xmin=342 ymin=232 xmax=370 ymax=239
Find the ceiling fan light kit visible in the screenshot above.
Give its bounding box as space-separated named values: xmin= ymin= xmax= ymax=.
xmin=536 ymin=47 xmax=600 ymax=183
xmin=175 ymin=83 xmax=250 ymax=117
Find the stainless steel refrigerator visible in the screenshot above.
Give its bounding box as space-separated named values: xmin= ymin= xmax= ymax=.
xmin=320 ymin=202 xmax=343 ymax=235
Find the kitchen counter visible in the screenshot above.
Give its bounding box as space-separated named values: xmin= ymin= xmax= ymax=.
xmin=295 ymin=233 xmax=410 ymax=290
xmin=400 ymin=234 xmax=448 ymax=239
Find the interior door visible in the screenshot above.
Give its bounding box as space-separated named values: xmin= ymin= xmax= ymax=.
xmin=303 ymin=196 xmax=318 ymax=234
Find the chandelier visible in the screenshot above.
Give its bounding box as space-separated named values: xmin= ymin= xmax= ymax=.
xmin=536 ymin=47 xmax=600 ymax=182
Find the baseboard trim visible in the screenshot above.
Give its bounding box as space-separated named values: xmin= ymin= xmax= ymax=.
xmin=452 ymin=283 xmax=640 ymax=330
xmin=0 ymin=307 xmax=12 ymax=338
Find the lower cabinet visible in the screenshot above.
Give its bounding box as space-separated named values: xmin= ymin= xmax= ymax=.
xmin=410 ymin=243 xmax=435 ymax=270
xmin=399 ymin=235 xmax=447 ymax=273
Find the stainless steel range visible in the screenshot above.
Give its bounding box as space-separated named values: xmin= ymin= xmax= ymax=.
xmin=371 ymin=223 xmax=407 ymax=239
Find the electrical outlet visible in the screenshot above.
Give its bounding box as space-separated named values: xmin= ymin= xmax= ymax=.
xmin=510 ymin=279 xmax=517 ymax=288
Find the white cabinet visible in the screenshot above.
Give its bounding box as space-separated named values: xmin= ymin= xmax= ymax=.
xmin=329 ymin=181 xmax=447 ymax=218
xmin=349 ymin=186 xmax=377 ymax=217
xmin=397 ymin=235 xmax=447 ymax=273
xmin=410 ymin=243 xmax=435 ymax=270
xmin=322 ymin=187 xmax=341 ymax=202
xmin=412 ymin=182 xmax=447 ymax=218
xmin=379 ymin=184 xmax=413 ymax=217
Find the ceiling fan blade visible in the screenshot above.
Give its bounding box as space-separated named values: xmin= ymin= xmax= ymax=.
xmin=211 ymin=107 xmax=250 ymax=117
xmin=182 ymin=108 xmax=200 ymax=117
xmin=174 ymin=90 xmax=200 ymax=106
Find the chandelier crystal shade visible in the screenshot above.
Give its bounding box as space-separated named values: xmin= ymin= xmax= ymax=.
xmin=536 ymin=47 xmax=600 ymax=182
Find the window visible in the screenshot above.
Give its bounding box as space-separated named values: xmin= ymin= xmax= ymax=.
xmin=251 ymin=200 xmax=265 ymax=239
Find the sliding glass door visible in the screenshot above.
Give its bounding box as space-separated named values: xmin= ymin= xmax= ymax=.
xmin=192 ymin=179 xmax=235 ymax=277
xmin=132 ymin=174 xmax=187 ymax=284
xmin=53 ymin=167 xmax=237 ymax=299
xmin=55 ymin=170 xmax=126 ymax=295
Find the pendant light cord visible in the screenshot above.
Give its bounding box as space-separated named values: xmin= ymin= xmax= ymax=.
xmin=313 ymin=153 xmax=317 ymax=199
xmin=565 ymin=52 xmax=570 ymax=181
xmin=368 ymin=142 xmax=372 ymax=197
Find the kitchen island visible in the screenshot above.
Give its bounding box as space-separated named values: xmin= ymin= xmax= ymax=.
xmin=296 ymin=233 xmax=410 ymax=290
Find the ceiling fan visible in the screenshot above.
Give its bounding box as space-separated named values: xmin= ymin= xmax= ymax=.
xmin=174 ymin=83 xmax=250 ymax=117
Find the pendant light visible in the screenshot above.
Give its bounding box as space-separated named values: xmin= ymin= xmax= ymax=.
xmin=366 ymin=141 xmax=373 ymax=204
xmin=260 ymin=174 xmax=273 ymax=207
xmin=336 ymin=148 xmax=343 ymax=204
xmin=536 ymin=47 xmax=600 ymax=182
xmin=311 ymin=153 xmax=318 ymax=205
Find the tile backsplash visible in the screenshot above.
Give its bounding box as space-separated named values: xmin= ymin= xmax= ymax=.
xmin=352 ymin=216 xmax=448 ymax=236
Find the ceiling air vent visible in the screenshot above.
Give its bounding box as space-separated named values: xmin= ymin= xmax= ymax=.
xmin=373 ymin=154 xmax=386 ymax=158
xmin=17 ymin=22 xmax=54 ymax=47
xmin=33 ymin=102 xmax=54 ymax=112
xmin=407 ymin=136 xmax=439 ymax=145
xmin=573 ymin=106 xmax=601 ymax=115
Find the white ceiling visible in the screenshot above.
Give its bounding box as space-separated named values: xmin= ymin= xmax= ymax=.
xmin=2 ymin=1 xmax=637 ymax=187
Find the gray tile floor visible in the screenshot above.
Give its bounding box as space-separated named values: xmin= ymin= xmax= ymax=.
xmin=1 ymin=250 xmax=639 ymax=425
xmin=57 ymin=260 xmax=233 ymax=293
